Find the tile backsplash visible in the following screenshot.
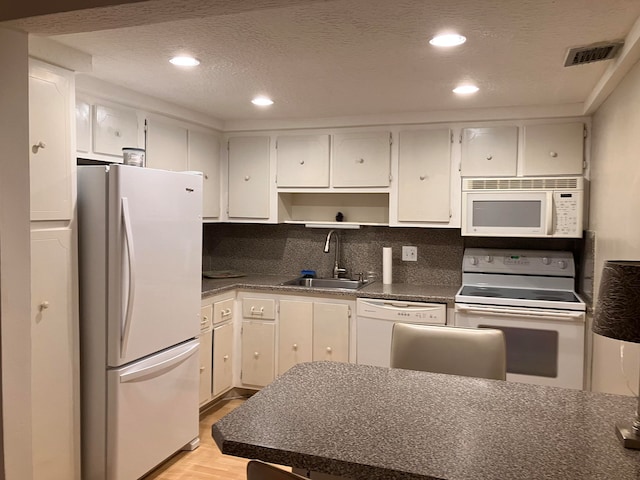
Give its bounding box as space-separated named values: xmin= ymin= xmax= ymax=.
xmin=203 ymin=224 xmax=588 ymax=289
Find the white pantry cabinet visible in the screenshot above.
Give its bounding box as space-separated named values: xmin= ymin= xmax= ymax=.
xmin=146 ymin=117 xmax=188 ymax=171
xmin=276 ymin=134 xmax=330 ymax=187
xmin=332 ymin=131 xmax=391 ymax=187
xmin=29 ymin=59 xmax=73 ymax=221
xmin=460 ymin=126 xmax=518 ymax=177
xmin=228 ymin=136 xmax=271 ymax=219
xmin=397 ymin=128 xmax=452 ymax=223
xmin=31 ymin=228 xmax=79 ymax=480
xmin=189 ymin=130 xmax=221 ymax=219
xmin=522 ymin=122 xmax=584 ymax=176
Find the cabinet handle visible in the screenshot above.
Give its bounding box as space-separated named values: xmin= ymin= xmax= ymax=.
xmin=200 ymin=366 xmax=205 ymax=372
xmin=357 ymin=158 xmax=364 ymax=164
xmin=222 ymin=308 xmax=232 ymax=317
xmin=419 ymin=175 xmax=426 ymax=181
xmin=254 ymin=351 xmax=259 ymax=358
xmin=39 ymin=300 xmax=50 ymax=311
xmin=204 ymin=174 xmax=209 ymax=180
xmin=486 ymin=155 xmax=493 ymax=161
xmin=203 ymin=315 xmax=208 ymax=321
xmin=32 ymin=141 xmax=46 ymax=153
xmin=223 ymin=355 xmax=229 ymax=361
xmin=114 ymin=130 xmax=121 ymax=137
xmin=326 ymin=346 xmax=332 ymax=353
xmin=244 ymin=175 xmax=251 ymax=181
xmin=250 ymin=306 xmax=264 ymax=316
xmin=549 ymin=151 xmax=558 ymax=157
xmin=299 ymin=160 xmax=305 ymax=165
xmin=293 ymin=344 xmax=298 ymax=350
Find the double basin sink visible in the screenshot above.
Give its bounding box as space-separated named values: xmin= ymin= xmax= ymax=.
xmin=281 ymin=277 xmax=368 ymax=290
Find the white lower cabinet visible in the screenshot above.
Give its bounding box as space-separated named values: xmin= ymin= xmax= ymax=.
xmin=212 ymin=322 xmax=234 ymax=396
xmin=198 ymin=330 xmax=213 ymax=405
xmin=241 ymin=321 xmax=276 ymax=387
xmin=277 ymin=298 xmax=351 ymax=375
xmin=30 ymin=228 xmax=79 ymax=480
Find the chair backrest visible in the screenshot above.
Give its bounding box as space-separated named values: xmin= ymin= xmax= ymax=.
xmin=246 ymin=460 xmax=307 ymax=480
xmin=390 ymin=323 xmax=507 ymax=380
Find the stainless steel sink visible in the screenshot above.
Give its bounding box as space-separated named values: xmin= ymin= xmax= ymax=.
xmin=281 ymin=277 xmax=368 ymax=290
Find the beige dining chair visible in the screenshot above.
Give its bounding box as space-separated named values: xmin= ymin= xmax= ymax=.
xmin=246 ymin=460 xmax=308 ymax=480
xmin=390 ymin=323 xmax=507 ymax=380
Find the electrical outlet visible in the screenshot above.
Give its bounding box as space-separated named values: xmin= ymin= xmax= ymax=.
xmin=402 ymin=246 xmax=417 ymax=261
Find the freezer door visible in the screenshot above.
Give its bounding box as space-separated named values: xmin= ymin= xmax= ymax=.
xmin=108 ymin=165 xmax=202 ymax=366
xmin=106 ymin=339 xmax=199 ymax=480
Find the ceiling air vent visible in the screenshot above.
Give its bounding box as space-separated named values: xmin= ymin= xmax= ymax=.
xmin=564 ymin=42 xmax=623 ymax=67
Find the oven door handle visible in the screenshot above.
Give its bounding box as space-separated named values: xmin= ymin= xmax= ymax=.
xmin=455 ymin=304 xmax=584 ymax=321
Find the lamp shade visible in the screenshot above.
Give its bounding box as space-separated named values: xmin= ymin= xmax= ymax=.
xmin=593 ymin=261 xmax=640 ymax=343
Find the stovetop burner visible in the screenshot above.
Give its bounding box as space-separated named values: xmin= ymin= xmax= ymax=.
xmin=459 ymin=286 xmax=581 ymax=303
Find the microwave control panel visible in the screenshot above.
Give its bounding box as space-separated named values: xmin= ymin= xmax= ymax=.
xmin=553 ymin=191 xmax=582 ymax=236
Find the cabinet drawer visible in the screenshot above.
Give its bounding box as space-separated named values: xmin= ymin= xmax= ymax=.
xmin=213 ymin=297 xmax=234 ymax=325
xmin=200 ymin=304 xmax=212 ymax=331
xmin=242 ymin=298 xmax=276 ymax=319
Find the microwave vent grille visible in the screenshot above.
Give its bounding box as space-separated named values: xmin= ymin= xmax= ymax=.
xmin=464 ymin=178 xmax=579 ymax=190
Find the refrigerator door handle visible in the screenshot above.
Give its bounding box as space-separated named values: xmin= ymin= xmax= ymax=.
xmin=119 ymin=342 xmax=199 ymax=383
xmin=121 ymin=197 xmax=137 ymax=356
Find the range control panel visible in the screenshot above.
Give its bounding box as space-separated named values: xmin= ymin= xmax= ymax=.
xmin=462 ymin=248 xmax=576 ymax=277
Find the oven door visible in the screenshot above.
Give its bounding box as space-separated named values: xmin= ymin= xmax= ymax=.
xmin=461 ymin=191 xmax=552 ymax=237
xmin=454 ymin=303 xmax=585 ymax=389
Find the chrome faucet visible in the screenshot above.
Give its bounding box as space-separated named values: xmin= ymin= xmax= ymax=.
xmin=323 ymin=229 xmax=347 ymax=279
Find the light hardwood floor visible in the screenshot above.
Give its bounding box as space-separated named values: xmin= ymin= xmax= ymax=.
xmin=143 ymin=398 xmax=253 ymax=480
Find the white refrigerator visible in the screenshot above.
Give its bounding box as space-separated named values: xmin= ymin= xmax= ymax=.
xmin=77 ymin=165 xmax=203 ymax=480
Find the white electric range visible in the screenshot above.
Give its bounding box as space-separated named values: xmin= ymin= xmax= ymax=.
xmin=454 ymin=248 xmax=586 ymax=390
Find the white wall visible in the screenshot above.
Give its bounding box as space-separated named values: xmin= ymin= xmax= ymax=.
xmin=590 ymin=57 xmax=640 ymax=395
xmin=0 ymin=28 xmax=34 ymax=479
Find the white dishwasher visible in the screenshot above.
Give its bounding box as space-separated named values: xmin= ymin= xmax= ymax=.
xmin=356 ymin=298 xmax=447 ymax=367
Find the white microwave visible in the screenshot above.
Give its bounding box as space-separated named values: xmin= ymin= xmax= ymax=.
xmin=461 ymin=177 xmax=586 ymax=238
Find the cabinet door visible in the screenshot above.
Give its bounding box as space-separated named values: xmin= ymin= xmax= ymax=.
xmin=212 ymin=322 xmax=234 ymax=397
xmin=146 ymin=118 xmax=188 ymax=171
xmin=76 ymin=100 xmax=91 ymax=154
xmin=278 ymin=300 xmax=313 ymax=375
xmin=93 ymin=103 xmax=139 ymax=157
xmin=313 ymin=303 xmax=349 ymax=362
xmin=228 ymin=136 xmax=271 ymax=219
xmin=522 ymin=123 xmax=584 ymax=176
xmin=29 ymin=62 xmax=72 ymax=221
xmin=461 ymin=126 xmax=518 ymax=177
xmin=189 ymin=130 xmax=221 ymax=219
xmin=241 ymin=321 xmax=275 ymax=387
xmin=398 ymin=128 xmax=451 ymax=222
xmin=198 ymin=330 xmax=212 ymax=405
xmin=332 ymin=131 xmax=391 ymax=187
xmin=31 ymin=228 xmax=78 ymax=479
xmin=276 ymin=134 xmax=330 ymax=187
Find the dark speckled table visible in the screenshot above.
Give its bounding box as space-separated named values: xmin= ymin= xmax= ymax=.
xmin=212 ymin=361 xmax=640 ymax=480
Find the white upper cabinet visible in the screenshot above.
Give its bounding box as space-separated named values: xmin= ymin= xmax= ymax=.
xmin=228 ymin=136 xmax=271 ymax=219
xmin=522 ymin=122 xmax=584 ymax=176
xmin=397 ymin=128 xmax=452 ymax=223
xmin=188 ymin=130 xmax=221 ymax=219
xmin=76 ymin=100 xmax=90 ymax=154
xmin=460 ymin=126 xmax=518 ymax=177
xmin=146 ymin=118 xmax=188 ymax=171
xmin=332 ymin=131 xmax=391 ymax=187
xmin=29 ymin=60 xmax=73 ymax=221
xmin=276 ymin=134 xmax=330 ymax=188
xmin=92 ymin=103 xmax=139 ymax=157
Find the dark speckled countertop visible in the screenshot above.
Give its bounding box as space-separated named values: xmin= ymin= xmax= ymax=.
xmin=202 ymin=274 xmax=459 ymax=306
xmin=213 ymin=361 xmax=640 ymax=480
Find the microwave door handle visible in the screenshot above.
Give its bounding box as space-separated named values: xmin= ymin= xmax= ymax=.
xmin=545 ymin=192 xmax=554 ymax=235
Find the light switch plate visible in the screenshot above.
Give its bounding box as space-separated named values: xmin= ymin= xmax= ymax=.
xmin=402 ymin=246 xmax=417 ymax=261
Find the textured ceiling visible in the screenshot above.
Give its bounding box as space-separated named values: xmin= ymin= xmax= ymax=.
xmin=28 ymin=0 xmax=640 ymax=122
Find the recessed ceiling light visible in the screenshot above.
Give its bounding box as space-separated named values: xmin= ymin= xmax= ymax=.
xmin=429 ymin=34 xmax=467 ymax=47
xmin=169 ymin=56 xmax=200 ymax=67
xmin=453 ymin=85 xmax=479 ymax=95
xmin=251 ymin=96 xmax=274 ymax=106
